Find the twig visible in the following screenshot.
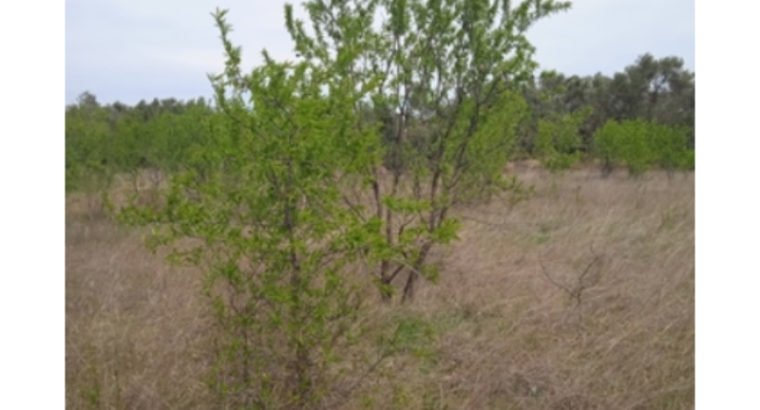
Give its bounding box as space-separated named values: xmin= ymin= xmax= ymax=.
xmin=538 ymin=245 xmax=603 ymax=307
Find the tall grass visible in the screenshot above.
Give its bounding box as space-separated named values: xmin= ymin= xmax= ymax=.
xmin=67 ymin=165 xmax=693 ymax=409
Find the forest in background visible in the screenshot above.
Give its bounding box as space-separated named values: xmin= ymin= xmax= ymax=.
xmin=66 ymin=52 xmax=694 ymax=193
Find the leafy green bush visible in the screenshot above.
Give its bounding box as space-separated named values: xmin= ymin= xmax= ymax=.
xmin=647 ymin=122 xmax=693 ymax=171
xmin=592 ymin=119 xmax=694 ymax=175
xmin=283 ymin=0 xmax=564 ymax=303
xmin=534 ymin=108 xmax=590 ymax=171
xmin=118 ymin=11 xmax=379 ymax=407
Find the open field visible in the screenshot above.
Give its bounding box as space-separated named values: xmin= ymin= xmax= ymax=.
xmin=66 ymin=165 xmax=694 ymax=409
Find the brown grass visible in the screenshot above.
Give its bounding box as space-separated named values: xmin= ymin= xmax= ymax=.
xmin=66 ymin=192 xmax=213 ymax=408
xmin=66 ymin=165 xmax=694 ymax=409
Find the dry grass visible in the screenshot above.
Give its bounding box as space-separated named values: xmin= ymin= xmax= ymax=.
xmin=66 ymin=193 xmax=214 ymax=409
xmin=66 ymin=164 xmax=694 ymax=409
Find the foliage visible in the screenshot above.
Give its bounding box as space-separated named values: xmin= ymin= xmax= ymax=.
xmin=285 ymin=0 xmax=567 ymax=302
xmin=66 ymin=93 xmax=113 ymax=193
xmin=534 ymin=107 xmax=591 ymax=171
xmin=66 ymin=52 xmax=695 ymax=193
xmin=117 ymin=9 xmax=394 ymax=407
xmin=592 ymin=119 xmax=694 ymax=175
xmin=520 ymin=54 xmax=694 ymax=154
xmin=65 ymin=94 xmax=215 ymax=193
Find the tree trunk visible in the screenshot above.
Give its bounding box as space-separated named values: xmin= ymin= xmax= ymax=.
xmin=401 ymin=270 xmax=417 ymax=303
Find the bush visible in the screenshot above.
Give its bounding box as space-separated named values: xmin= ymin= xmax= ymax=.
xmin=534 ymin=108 xmax=590 ymax=171
xmin=118 ymin=13 xmax=377 ymax=407
xmin=592 ymin=119 xmax=693 ymax=175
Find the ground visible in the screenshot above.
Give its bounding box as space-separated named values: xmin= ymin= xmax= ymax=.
xmin=66 ymin=165 xmax=694 ymax=409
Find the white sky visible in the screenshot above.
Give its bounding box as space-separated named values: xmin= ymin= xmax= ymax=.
xmin=65 ymin=0 xmax=694 ymax=105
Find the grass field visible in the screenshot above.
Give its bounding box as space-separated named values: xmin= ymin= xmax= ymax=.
xmin=66 ymin=164 xmax=694 ymax=409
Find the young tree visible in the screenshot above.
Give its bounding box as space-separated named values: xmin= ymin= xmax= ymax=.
xmin=592 ymin=119 xmax=693 ymax=176
xmin=534 ymin=107 xmax=590 ymax=171
xmin=285 ymin=0 xmax=569 ymax=302
xmin=119 ymin=11 xmax=382 ymax=407
xmin=592 ymin=119 xmax=651 ymax=175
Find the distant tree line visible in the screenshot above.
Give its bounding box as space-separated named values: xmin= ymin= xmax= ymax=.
xmin=519 ymin=53 xmax=694 ymax=172
xmin=65 ymin=93 xmax=216 ymax=191
xmin=521 ymin=53 xmax=694 ymax=153
xmin=66 ymin=53 xmax=694 ymax=192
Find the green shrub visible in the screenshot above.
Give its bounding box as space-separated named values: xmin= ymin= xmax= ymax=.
xmin=118 ymin=13 xmax=376 ymax=407
xmin=592 ymin=119 xmax=694 ymax=175
xmin=534 ymin=108 xmax=590 ymax=171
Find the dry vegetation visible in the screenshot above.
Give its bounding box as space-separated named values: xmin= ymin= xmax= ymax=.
xmin=67 ymin=164 xmax=694 ymax=409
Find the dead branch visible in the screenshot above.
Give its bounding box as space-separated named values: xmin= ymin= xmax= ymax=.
xmin=539 ymin=245 xmax=603 ymax=307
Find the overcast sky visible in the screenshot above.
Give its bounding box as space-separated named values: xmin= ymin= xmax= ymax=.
xmin=65 ymin=0 xmax=694 ymax=105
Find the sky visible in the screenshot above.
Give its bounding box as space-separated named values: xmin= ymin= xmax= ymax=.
xmin=65 ymin=0 xmax=695 ymax=105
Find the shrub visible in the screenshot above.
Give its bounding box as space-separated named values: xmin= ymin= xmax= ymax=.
xmin=118 ymin=13 xmax=374 ymax=406
xmin=534 ymin=108 xmax=590 ymax=171
xmin=285 ymin=0 xmax=568 ymax=302
xmin=593 ymin=119 xmax=693 ymax=175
